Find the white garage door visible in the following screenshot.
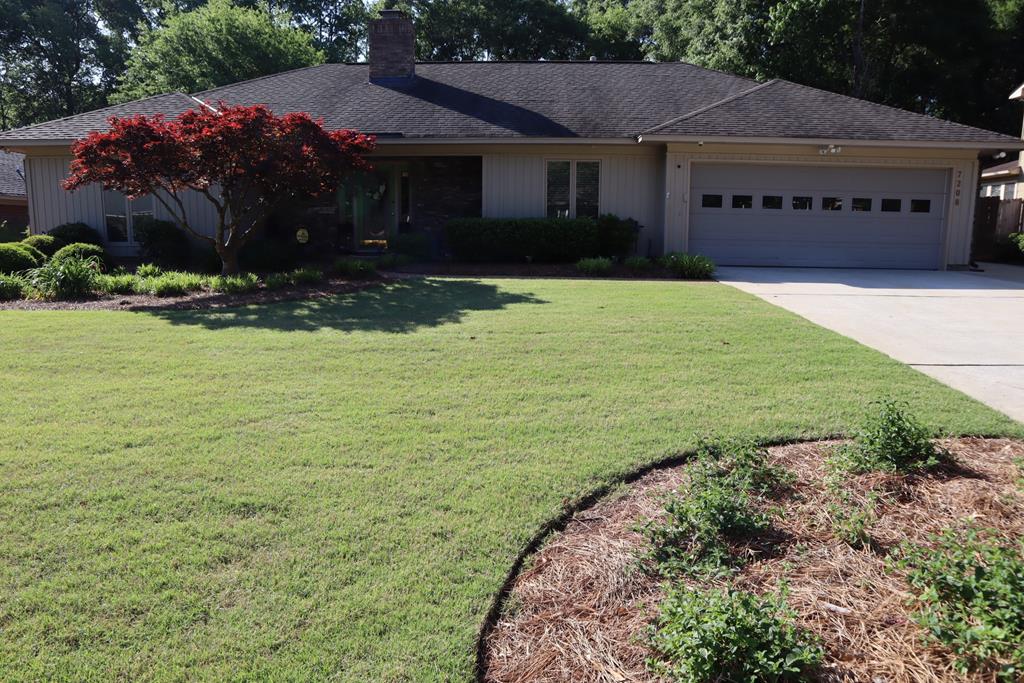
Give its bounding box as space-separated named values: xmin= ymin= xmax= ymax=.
xmin=689 ymin=163 xmax=948 ymax=269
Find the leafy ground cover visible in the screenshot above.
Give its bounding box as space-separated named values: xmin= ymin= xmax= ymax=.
xmin=0 ymin=277 xmax=1019 ymax=682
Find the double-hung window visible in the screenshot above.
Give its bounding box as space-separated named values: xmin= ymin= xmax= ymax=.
xmin=103 ymin=190 xmax=154 ymax=243
xmin=546 ymin=160 xmax=600 ymax=218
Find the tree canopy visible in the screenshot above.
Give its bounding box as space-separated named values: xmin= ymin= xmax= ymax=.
xmin=1 ymin=0 xmax=1022 ymax=138
xmin=113 ymin=0 xmax=324 ymax=102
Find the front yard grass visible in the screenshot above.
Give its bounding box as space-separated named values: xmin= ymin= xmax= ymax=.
xmin=0 ymin=277 xmax=1018 ymax=682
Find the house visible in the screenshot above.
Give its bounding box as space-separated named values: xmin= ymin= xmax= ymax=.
xmin=1 ymin=11 xmax=1022 ymax=269
xmin=0 ymin=151 xmax=28 ymax=234
xmin=979 ymin=81 xmax=1024 ymax=202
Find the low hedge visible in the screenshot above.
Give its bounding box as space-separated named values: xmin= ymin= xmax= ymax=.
xmin=48 ymin=222 xmax=103 ymax=247
xmin=0 ymin=243 xmax=38 ymax=274
xmin=0 ymin=273 xmax=26 ymax=300
xmin=14 ymin=242 xmax=45 ymax=265
xmin=52 ymin=242 xmax=111 ymax=272
xmin=444 ymin=215 xmax=641 ymax=263
xmin=22 ymin=234 xmax=65 ymax=257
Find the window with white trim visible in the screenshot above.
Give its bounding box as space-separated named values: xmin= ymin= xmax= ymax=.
xmin=546 ymin=160 xmax=601 ymax=218
xmin=103 ymin=190 xmax=154 ymax=243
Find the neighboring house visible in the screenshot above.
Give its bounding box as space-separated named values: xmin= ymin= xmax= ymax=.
xmin=1 ymin=11 xmax=1022 ymax=269
xmin=0 ymin=150 xmax=29 ymax=233
xmin=979 ymin=81 xmax=1024 ymax=202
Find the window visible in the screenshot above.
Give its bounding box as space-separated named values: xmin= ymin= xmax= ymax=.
xmin=881 ymin=198 xmax=902 ymax=212
xmin=851 ymin=197 xmax=872 ymax=212
xmin=822 ymin=197 xmax=843 ymax=211
xmin=702 ymin=194 xmax=723 ymax=208
xmin=910 ymin=199 xmax=931 ymax=213
xmin=762 ymin=195 xmax=782 ymax=210
xmin=732 ymin=194 xmax=753 ymax=209
xmin=103 ymin=189 xmax=128 ymax=242
xmin=546 ymin=160 xmax=600 ymax=219
xmin=1007 ymin=184 xmax=1016 ymax=200
xmin=103 ymin=190 xmax=154 ymax=243
xmin=792 ymin=196 xmax=812 ymax=210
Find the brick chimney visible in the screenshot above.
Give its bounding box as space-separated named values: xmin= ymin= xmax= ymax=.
xmin=369 ymin=10 xmax=415 ymax=82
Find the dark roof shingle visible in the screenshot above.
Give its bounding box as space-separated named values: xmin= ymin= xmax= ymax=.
xmin=0 ymin=151 xmax=25 ymax=198
xmin=0 ymin=62 xmax=1018 ymax=146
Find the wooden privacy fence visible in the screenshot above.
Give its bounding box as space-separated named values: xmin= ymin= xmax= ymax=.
xmin=973 ymin=196 xmax=1023 ymax=261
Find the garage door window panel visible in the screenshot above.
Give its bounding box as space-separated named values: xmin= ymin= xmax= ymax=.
xmin=762 ymin=195 xmax=782 ymax=210
xmin=793 ymin=196 xmax=813 ymax=210
xmin=702 ymin=194 xmax=723 ymax=208
xmin=910 ymin=199 xmax=931 ymax=213
xmin=732 ymin=195 xmax=753 ymax=209
xmin=852 ymin=198 xmax=872 ymax=212
xmin=822 ymin=197 xmax=843 ymax=211
xmin=881 ymin=198 xmax=902 ymax=212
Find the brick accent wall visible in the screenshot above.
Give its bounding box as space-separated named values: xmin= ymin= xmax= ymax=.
xmin=369 ymin=11 xmax=415 ymax=81
xmin=407 ymin=157 xmax=482 ymax=233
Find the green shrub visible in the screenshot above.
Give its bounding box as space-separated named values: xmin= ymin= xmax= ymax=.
xmin=97 ymin=273 xmax=140 ymax=295
xmin=830 ymin=398 xmax=945 ymax=474
xmin=133 ymin=219 xmax=191 ymax=269
xmin=21 ymin=234 xmax=65 ymax=257
xmin=643 ymin=441 xmax=779 ymax=577
xmin=596 ymin=214 xmax=641 ymax=257
xmin=827 ymin=489 xmax=877 ymax=548
xmin=444 ymin=217 xmax=600 ymax=262
xmin=0 ymin=243 xmax=38 ymax=274
xmin=210 ymin=272 xmax=260 ymax=294
xmin=661 ymin=252 xmax=715 ymax=279
xmin=335 ymin=258 xmax=377 ymax=279
xmin=894 ymin=526 xmax=1024 ymax=676
xmin=390 ymin=233 xmax=433 ymax=260
xmin=24 ymin=255 xmax=101 ymax=299
xmin=52 ymin=242 xmax=110 ymax=272
xmin=624 ymin=255 xmax=652 ymax=272
xmin=0 ymin=274 xmax=26 ymax=300
xmin=650 ymin=586 xmax=823 ymax=682
xmin=0 ymin=220 xmax=28 ymax=242
xmin=13 ymin=242 xmax=44 ymax=265
xmin=48 ymin=222 xmax=102 ymax=247
xmin=264 ymin=272 xmax=292 ymax=290
xmin=289 ymin=267 xmax=324 ymax=285
xmin=576 ymin=256 xmax=613 ymax=276
xmin=136 ymin=263 xmax=163 ymax=278
xmin=135 ymin=271 xmax=208 ymax=297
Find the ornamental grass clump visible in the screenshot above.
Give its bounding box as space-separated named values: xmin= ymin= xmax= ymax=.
xmin=334 ymin=258 xmax=377 ymax=279
xmin=830 ymin=398 xmax=946 ymax=474
xmin=576 ymin=256 xmax=613 ymax=276
xmin=650 ymin=585 xmax=824 ymax=683
xmin=894 ymin=526 xmax=1024 ymax=677
xmin=210 ymin=272 xmax=260 ymax=294
xmin=97 ymin=273 xmax=140 ymax=295
xmin=661 ymin=252 xmax=715 ymax=279
xmin=24 ymin=255 xmax=101 ymax=300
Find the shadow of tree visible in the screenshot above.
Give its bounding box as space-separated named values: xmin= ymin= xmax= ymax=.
xmin=139 ymin=278 xmax=547 ymax=333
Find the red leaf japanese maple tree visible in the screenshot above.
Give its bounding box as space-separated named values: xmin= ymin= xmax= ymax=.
xmin=64 ymin=102 xmax=376 ymax=274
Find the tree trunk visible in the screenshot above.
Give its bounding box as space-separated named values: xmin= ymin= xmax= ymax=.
xmin=219 ymin=246 xmax=241 ymax=275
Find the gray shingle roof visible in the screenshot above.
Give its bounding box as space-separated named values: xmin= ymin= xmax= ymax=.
xmin=0 ymin=151 xmax=25 ymax=198
xmin=0 ymin=62 xmax=1019 ymax=146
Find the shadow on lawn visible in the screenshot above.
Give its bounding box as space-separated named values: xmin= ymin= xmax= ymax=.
xmin=142 ymin=277 xmax=546 ymax=333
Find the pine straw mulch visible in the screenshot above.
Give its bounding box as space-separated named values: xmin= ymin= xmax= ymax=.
xmin=483 ymin=438 xmax=1024 ymax=683
xmin=0 ymin=276 xmax=386 ymax=311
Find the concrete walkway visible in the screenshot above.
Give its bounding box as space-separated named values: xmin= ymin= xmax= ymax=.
xmin=717 ymin=263 xmax=1024 ymax=422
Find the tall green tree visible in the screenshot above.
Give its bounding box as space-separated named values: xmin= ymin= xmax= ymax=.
xmin=113 ymin=0 xmax=324 ymax=102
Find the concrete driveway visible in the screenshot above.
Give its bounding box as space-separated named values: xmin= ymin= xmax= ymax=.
xmin=717 ymin=263 xmax=1024 ymax=422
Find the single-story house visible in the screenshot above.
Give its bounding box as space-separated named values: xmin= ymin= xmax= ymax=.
xmin=1 ymin=11 xmax=1023 ymax=269
xmin=980 ymin=157 xmax=1021 ymax=200
xmin=0 ymin=150 xmax=29 ymax=234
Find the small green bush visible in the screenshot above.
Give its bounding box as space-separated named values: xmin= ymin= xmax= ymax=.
xmin=624 ymin=255 xmax=652 ymax=272
xmin=13 ymin=242 xmax=45 ymax=265
xmin=335 ymin=258 xmax=377 ymax=279
xmin=210 ymin=272 xmax=260 ymax=294
xmin=894 ymin=526 xmax=1024 ymax=676
xmin=136 ymin=263 xmax=163 ymax=278
xmin=0 ymin=243 xmax=38 ymax=274
xmin=661 ymin=252 xmax=715 ymax=279
xmin=827 ymin=489 xmax=877 ymax=548
xmin=97 ymin=273 xmax=140 ymax=295
xmin=134 ymin=219 xmax=191 ymax=269
xmin=52 ymin=243 xmax=110 ymax=272
xmin=135 ymin=271 xmax=208 ymax=297
xmin=48 ymin=222 xmax=102 ymax=247
xmin=576 ymin=256 xmax=613 ymax=276
xmin=24 ymin=255 xmax=101 ymax=299
xmin=289 ymin=267 xmax=324 ymax=285
xmin=0 ymin=274 xmax=26 ymax=300
xmin=263 ymin=272 xmax=291 ymax=290
xmin=596 ymin=214 xmax=641 ymax=257
xmin=21 ymin=234 xmax=65 ymax=257
xmin=642 ymin=441 xmax=781 ymax=577
xmin=650 ymin=586 xmax=824 ymax=682
xmin=830 ymin=398 xmax=945 ymax=474
xmin=376 ymin=252 xmax=413 ymax=269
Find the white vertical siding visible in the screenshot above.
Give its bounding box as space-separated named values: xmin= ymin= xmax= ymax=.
xmin=482 ymin=148 xmax=666 ymax=255
xmin=25 ymin=156 xmax=103 ymax=234
xmin=944 ymin=159 xmax=978 ymax=266
xmin=153 ymin=188 xmax=220 ymax=239
xmin=663 ymin=152 xmax=691 ymax=253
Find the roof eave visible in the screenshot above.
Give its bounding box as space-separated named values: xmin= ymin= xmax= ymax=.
xmin=635 ymin=133 xmax=1024 ymax=151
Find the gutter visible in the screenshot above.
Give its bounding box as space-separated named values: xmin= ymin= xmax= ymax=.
xmin=634 ymin=133 xmax=1024 ymax=151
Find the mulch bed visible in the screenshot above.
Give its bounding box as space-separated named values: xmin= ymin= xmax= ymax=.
xmin=0 ymin=277 xmax=387 ymax=312
xmin=484 ymin=438 xmax=1024 ymax=683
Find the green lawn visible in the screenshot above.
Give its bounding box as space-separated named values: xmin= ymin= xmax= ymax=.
xmin=0 ymin=278 xmax=1018 ymax=682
